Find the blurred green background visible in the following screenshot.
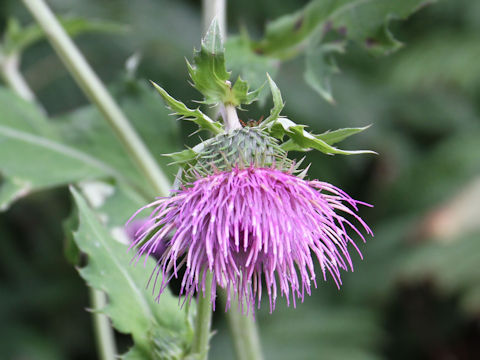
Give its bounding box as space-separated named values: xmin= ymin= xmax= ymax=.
xmin=1 ymin=0 xmax=479 ymax=359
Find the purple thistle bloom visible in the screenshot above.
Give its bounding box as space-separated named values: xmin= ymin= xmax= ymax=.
xmin=128 ymin=166 xmax=372 ymax=313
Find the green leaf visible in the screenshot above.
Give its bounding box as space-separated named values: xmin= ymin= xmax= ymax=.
xmin=0 ymin=81 xmax=178 ymax=210
xmin=256 ymin=0 xmax=433 ymax=57
xmin=0 ymin=88 xmax=116 ymax=211
xmin=187 ymin=19 xmax=231 ymax=105
xmin=317 ymin=125 xmax=372 ymax=145
xmin=188 ymin=20 xmax=262 ymax=106
xmin=304 ymin=42 xmax=345 ymax=104
xmin=70 ymin=187 xmax=194 ymax=358
xmin=151 ymin=81 xmax=223 ymax=134
xmin=267 ymin=118 xmax=375 ymax=155
xmin=233 ymin=0 xmax=434 ymax=103
xmin=2 ymin=17 xmax=126 ymax=55
xmin=231 ymin=76 xmax=264 ymax=105
xmin=91 ymin=181 xmax=145 ymax=229
xmin=263 ymin=74 xmax=284 ymax=125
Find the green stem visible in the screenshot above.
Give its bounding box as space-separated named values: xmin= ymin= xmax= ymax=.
xmin=225 ymin=295 xmax=264 ymax=360
xmin=0 ymin=52 xmax=36 ymax=103
xmin=21 ymin=0 xmax=171 ymax=197
xmin=192 ymin=271 xmax=213 ymax=360
xmin=89 ymin=288 xmax=118 ymax=360
xmin=223 ymin=104 xmax=242 ymax=131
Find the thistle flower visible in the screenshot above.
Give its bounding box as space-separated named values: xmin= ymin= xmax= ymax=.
xmin=129 ymin=154 xmax=372 ymax=313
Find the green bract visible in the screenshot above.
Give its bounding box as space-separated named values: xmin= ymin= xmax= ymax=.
xmin=192 ymin=127 xmax=293 ymax=175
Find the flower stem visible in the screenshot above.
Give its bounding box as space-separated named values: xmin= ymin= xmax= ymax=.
xmin=192 ymin=271 xmax=213 ymax=360
xmin=223 ymin=104 xmax=242 ymax=131
xmin=225 ymin=296 xmax=264 ymax=360
xmin=21 ymin=0 xmax=171 ymax=197
xmin=89 ymin=288 xmax=118 ymax=360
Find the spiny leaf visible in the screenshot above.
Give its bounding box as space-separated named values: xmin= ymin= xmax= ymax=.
xmin=187 ymin=19 xmax=231 ymax=105
xmin=188 ymin=19 xmax=262 ymax=106
xmin=231 ymin=76 xmax=264 ymax=105
xmin=317 ymin=126 xmax=372 ymax=145
xmin=267 ymin=118 xmax=375 ymax=155
xmin=151 ymin=81 xmax=223 ymax=134
xmin=71 ymin=188 xmax=194 ymax=358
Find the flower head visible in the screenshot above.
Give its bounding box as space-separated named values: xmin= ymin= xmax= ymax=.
xmin=129 ymin=165 xmax=372 ymax=313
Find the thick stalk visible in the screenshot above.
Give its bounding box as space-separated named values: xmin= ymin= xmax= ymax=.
xmin=223 ymin=104 xmax=242 ymax=131
xmin=192 ymin=272 xmax=213 ymax=360
xmin=21 ymin=0 xmax=171 ymax=197
xmin=89 ymin=288 xmax=118 ymax=360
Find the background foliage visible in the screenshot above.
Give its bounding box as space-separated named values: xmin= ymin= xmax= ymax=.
xmin=0 ymin=0 xmax=479 ymax=359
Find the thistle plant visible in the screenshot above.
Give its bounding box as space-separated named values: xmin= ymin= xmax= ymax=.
xmin=5 ymin=0 xmax=449 ymax=358
xmin=128 ymin=21 xmax=374 ymax=320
